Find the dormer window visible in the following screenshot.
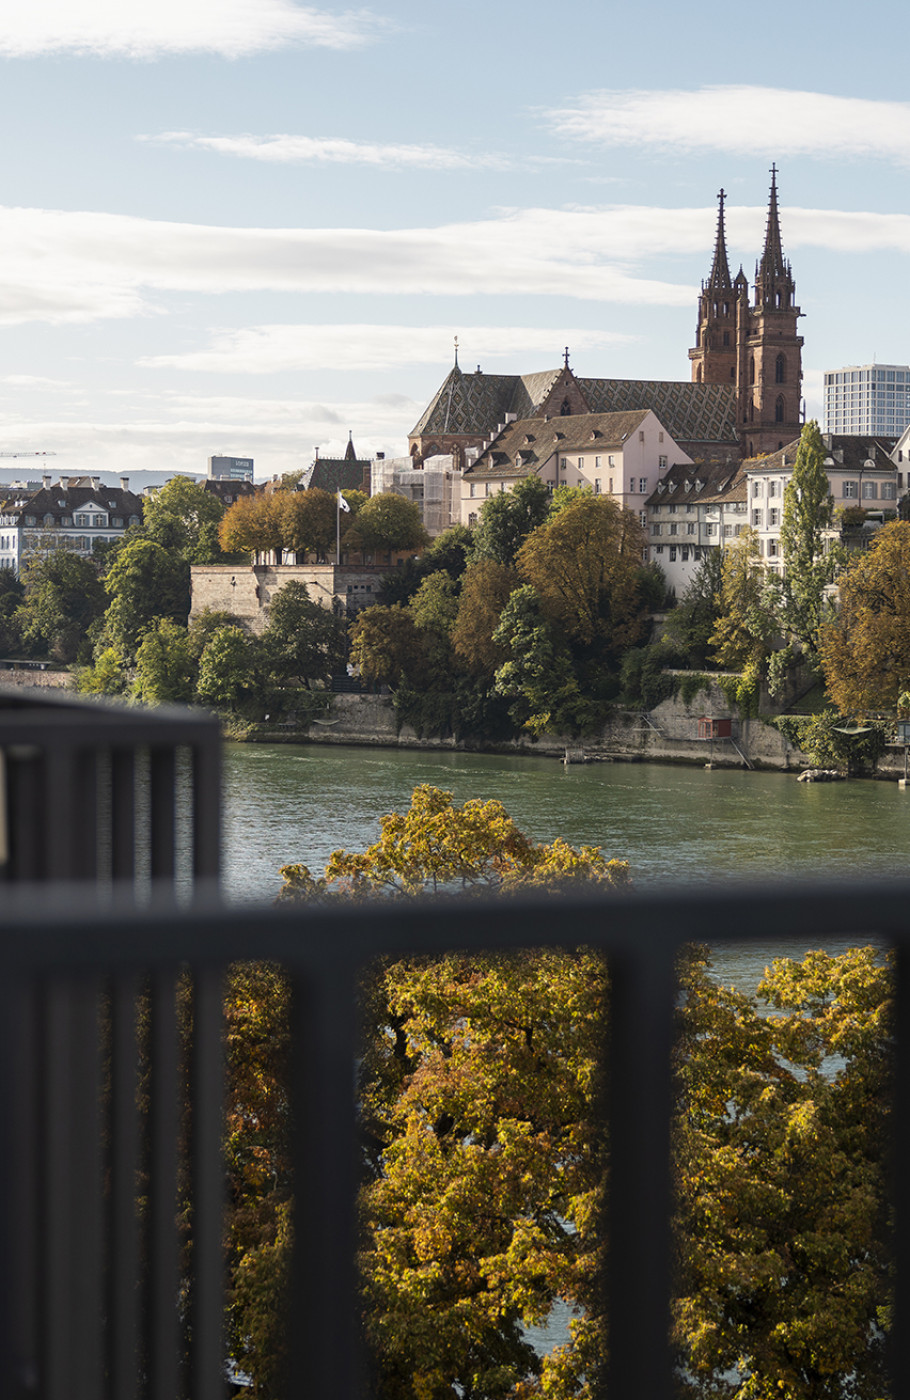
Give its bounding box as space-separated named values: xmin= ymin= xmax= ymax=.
xmin=695 ymin=481 xmax=705 ymax=493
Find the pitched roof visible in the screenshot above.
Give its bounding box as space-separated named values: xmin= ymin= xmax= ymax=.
xmin=647 ymin=459 xmax=746 ymax=508
xmin=307 ymin=457 xmax=370 ymax=493
xmin=465 ymin=410 xmax=653 ymax=481
xmin=411 ymin=366 xmax=738 ymax=450
xmin=742 ymin=435 xmax=897 ymax=475
xmin=0 ymin=483 xmax=144 ymax=520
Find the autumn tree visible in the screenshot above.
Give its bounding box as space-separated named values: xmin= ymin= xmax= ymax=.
xmin=818 ymin=519 xmax=910 ymax=716
xmin=778 ymin=420 xmax=838 ymax=655
xmin=349 ymin=605 xmax=428 ymax=689
xmin=219 ymin=494 xmax=285 ymax=561
xmin=470 ymin=476 xmax=551 ymax=567
xmin=516 ymin=495 xmax=647 ymax=654
xmin=279 ymin=488 xmax=336 ymax=560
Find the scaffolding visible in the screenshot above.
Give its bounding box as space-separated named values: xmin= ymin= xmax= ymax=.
xmin=371 ymin=454 xmax=462 ymax=536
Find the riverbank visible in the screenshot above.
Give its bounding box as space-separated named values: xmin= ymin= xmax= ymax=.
xmin=239 ymin=685 xmax=910 ymax=780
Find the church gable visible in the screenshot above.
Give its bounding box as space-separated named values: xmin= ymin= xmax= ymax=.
xmin=534 ymin=366 xmax=591 ymax=420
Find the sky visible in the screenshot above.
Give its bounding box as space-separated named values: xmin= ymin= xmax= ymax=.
xmin=0 ymin=0 xmax=909 ymax=482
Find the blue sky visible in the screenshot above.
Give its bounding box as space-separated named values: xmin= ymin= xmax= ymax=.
xmin=0 ymin=0 xmax=908 ymax=480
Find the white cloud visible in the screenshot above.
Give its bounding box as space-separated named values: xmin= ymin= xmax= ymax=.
xmin=140 ymin=323 xmax=631 ymax=374
xmin=147 ymin=131 xmax=507 ymax=171
xmin=549 ymin=87 xmax=910 ymax=164
xmin=1 ymin=199 xmax=909 ymax=329
xmin=0 ymin=0 xmax=383 ymax=59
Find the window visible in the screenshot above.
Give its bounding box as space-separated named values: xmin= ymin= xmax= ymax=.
xmin=882 ymin=482 xmax=897 ymax=500
xmin=769 ymin=509 xmax=780 ymax=526
xmin=752 ymin=482 xmax=762 ymax=498
xmin=629 ymin=481 xmax=634 ymax=494
xmin=594 ymin=480 xmax=601 ymax=494
xmin=659 ymin=432 xmax=664 ymax=443
xmin=468 ymin=512 xmax=477 ymax=527
xmin=75 ymin=513 xmax=88 ymax=526
xmin=706 ymin=524 xmax=716 ymax=536
xmin=862 ymin=481 xmax=878 ymax=500
xmin=681 ymin=548 xmax=689 ymax=561
xmin=723 ymin=524 xmax=733 ymax=537
xmin=469 ymin=483 xmax=476 ymax=497
xmin=668 ymin=524 xmax=677 ymax=536
xmin=608 ymin=455 xmax=615 ymax=467
xmin=768 ymin=540 xmax=779 ymax=558
xmin=594 ymin=456 xmax=602 ymax=470
xmin=752 ymin=509 xmax=762 ymax=526
xmin=577 ymin=457 xmax=584 ymax=470
xmin=561 ymin=458 xmax=568 ymax=471
xmin=639 ymin=511 xmax=647 ymax=529
xmin=608 ymin=479 xmax=613 ymax=494
xmin=687 ymin=523 xmax=695 ymax=535
xmin=658 ymin=455 xmax=668 ymax=470
xmin=668 ymin=504 xmax=677 ymax=514
xmin=639 ymin=478 xmax=648 ymax=494
xmin=768 ymin=481 xmax=778 ymax=497
xmin=842 ymin=481 xmax=858 ymax=498
xmin=639 ymin=431 xmax=645 ymax=442
xmin=651 ymin=524 xmax=661 ymax=536
xmin=775 ymin=353 xmax=786 ymax=384
xmin=112 ymin=517 xmax=122 ymax=527
xmin=669 ymin=547 xmax=677 ymax=562
xmin=655 ymin=545 xmax=664 ymax=554
xmin=775 ymin=396 xmax=785 ymax=423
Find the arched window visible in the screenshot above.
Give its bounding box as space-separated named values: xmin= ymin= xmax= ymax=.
xmin=749 ymin=356 xmax=755 ymax=385
xmin=775 ymin=353 xmax=786 ymax=384
xmin=775 ymin=396 xmax=785 ymax=423
xmin=560 ymin=398 xmax=571 ymax=416
xmin=696 ymin=365 xmax=702 ymax=383
xmin=730 ymin=367 xmax=736 ymax=380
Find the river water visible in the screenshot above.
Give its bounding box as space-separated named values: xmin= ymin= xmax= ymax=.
xmin=222 ymin=742 xmax=905 ymax=986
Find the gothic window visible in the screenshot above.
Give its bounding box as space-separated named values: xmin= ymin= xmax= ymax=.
xmin=775 ymin=354 xmax=786 ymax=384
xmin=723 ymin=332 xmax=730 ymax=347
xmin=560 ymin=398 xmax=571 ymax=416
xmin=775 ymin=396 xmax=785 ymax=423
xmin=697 ymin=366 xmax=702 ymax=383
xmin=749 ymin=356 xmax=755 ymax=384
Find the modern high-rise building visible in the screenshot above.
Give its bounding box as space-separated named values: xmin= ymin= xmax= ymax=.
xmin=823 ymin=364 xmax=910 ymax=438
xmin=208 ymin=455 xmax=254 ymax=481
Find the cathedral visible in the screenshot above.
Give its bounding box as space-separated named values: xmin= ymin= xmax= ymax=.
xmin=409 ymin=168 xmax=803 ymax=464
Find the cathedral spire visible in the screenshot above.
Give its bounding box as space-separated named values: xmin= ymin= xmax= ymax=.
xmin=758 ymin=163 xmax=787 ymax=285
xmin=705 ymin=188 xmax=732 ymax=290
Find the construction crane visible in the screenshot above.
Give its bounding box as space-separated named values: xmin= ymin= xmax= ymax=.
xmin=0 ymin=451 xmax=57 ymax=458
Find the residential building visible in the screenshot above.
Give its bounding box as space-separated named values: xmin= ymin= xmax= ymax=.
xmin=201 ymin=478 xmax=257 ymax=509
xmin=208 ymin=455 xmax=254 ymax=481
xmin=824 ymin=365 xmax=910 ymax=438
xmin=744 ymin=435 xmax=898 ymax=573
xmin=460 ymin=410 xmax=691 ymax=529
xmin=371 ymin=453 xmax=463 ymax=536
xmin=0 ymin=475 xmax=143 ymax=577
xmin=646 ymin=461 xmax=746 ymax=594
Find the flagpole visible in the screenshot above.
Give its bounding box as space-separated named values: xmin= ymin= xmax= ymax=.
xmin=336 ymin=491 xmax=341 ymax=565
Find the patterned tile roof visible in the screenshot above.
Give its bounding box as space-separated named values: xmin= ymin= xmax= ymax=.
xmin=308 ymin=458 xmax=370 ymax=493
xmin=411 ymin=366 xmax=738 ymax=448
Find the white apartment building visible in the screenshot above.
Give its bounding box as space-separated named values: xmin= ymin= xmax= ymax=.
xmin=461 ymin=409 xmax=690 ymax=531
xmin=745 ymin=435 xmax=898 ymax=573
xmin=0 ymin=475 xmax=143 ymax=577
xmin=823 ymin=364 xmax=910 ymax=438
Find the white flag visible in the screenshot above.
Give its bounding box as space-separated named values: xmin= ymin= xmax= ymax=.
xmin=337 ymin=491 xmax=351 ymax=513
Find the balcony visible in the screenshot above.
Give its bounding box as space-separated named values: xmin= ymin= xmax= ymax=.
xmin=1 ymin=690 xmax=908 ymax=1399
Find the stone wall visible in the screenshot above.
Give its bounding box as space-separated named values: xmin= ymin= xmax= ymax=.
xmin=190 ymin=563 xmax=395 ymax=634
xmin=0 ymin=669 xmax=71 ymax=691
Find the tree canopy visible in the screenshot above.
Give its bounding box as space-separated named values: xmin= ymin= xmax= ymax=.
xmin=355 ymin=493 xmax=428 ymax=554
xmin=141 ymin=477 xmax=227 ymax=564
xmin=818 ymin=519 xmax=910 ymax=716
xmin=778 ymin=420 xmax=838 ymax=655
xmin=470 ymin=477 xmax=551 ymax=567
xmin=19 ymin=550 xmax=106 ymax=662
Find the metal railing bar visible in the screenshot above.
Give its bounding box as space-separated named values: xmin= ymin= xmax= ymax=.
xmin=607 ymin=941 xmax=677 ymax=1400
xmin=191 ymin=743 xmax=221 ymax=888
xmin=42 ymin=743 xmax=78 ymax=883
xmin=110 ymin=748 xmax=136 ymax=884
xmin=74 ymin=747 xmax=99 ymax=880
xmin=148 ymin=969 xmax=181 ymax=1400
xmin=190 ymin=967 xmax=225 ymax=1400
xmin=109 ymin=975 xmax=141 ymax=1400
xmin=290 ymin=958 xmax=360 ymax=1400
xmin=5 ymin=750 xmax=44 ymax=882
xmin=0 ymin=703 xmax=222 ymax=748
xmin=149 ymin=749 xmax=177 ymax=886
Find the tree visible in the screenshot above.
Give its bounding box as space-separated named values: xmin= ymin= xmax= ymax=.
xmin=0 ymin=567 xmax=24 ymax=655
xmin=349 ymin=605 xmax=428 ymax=688
xmin=407 ymin=571 xmax=460 ymax=639
xmin=675 ymin=945 xmax=892 ymax=1400
xmin=470 ymin=477 xmax=551 ymax=567
xmin=818 ymin=520 xmax=910 ymax=716
xmin=279 ymin=488 xmax=336 ymax=560
xmin=355 ymin=493 xmax=428 ymax=554
xmin=663 ymin=549 xmax=724 ymax=669
xmin=196 ymin=624 xmax=260 ymax=709
xmin=133 ymin=617 xmax=197 ymax=704
xmin=492 ymin=585 xmax=593 ymax=736
xmin=516 ymin=496 xmax=647 ymax=652
xmin=708 ymin=528 xmax=777 ymax=672
xmin=142 ymin=477 xmax=227 ymax=564
xmin=102 ymin=538 xmax=190 ymax=656
xmin=19 ymin=550 xmax=106 ymax=662
xmin=262 ymin=580 xmax=347 ymax=687
xmin=452 ymin=560 xmax=519 ymax=678
xmin=778 ymin=421 xmax=838 ymax=655
xmin=219 ymin=494 xmax=285 ymax=561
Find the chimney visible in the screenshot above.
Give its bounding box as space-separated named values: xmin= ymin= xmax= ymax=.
xmin=60 ymin=476 xmax=70 ymax=490
xmin=120 ymin=476 xmax=129 ymax=492
xmin=90 ymin=475 xmax=99 ymax=491
xmin=376 ymin=452 xmax=385 ymax=460
xmin=42 ymin=474 xmax=51 ymax=489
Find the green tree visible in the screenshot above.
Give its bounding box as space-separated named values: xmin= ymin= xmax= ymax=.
xmin=470 ymin=477 xmax=551 ymax=567
xmin=407 ymin=571 xmax=460 ymax=639
xmin=19 ymin=550 xmax=106 ymax=663
xmin=103 ymin=538 xmax=190 ymax=656
xmin=356 ymin=494 xmax=428 ymax=554
xmin=73 ymin=644 xmax=128 ymax=695
xmin=0 ymin=567 xmax=24 ymax=655
xmin=778 ymin=420 xmax=838 ymax=655
xmin=142 ymin=477 xmax=227 ymax=564
xmin=493 ymin=585 xmax=593 ymax=736
xmin=818 ymin=520 xmax=910 ymax=716
xmin=663 ymin=549 xmax=724 ymax=669
xmin=262 ymin=580 xmax=347 ymax=687
xmin=709 ymin=528 xmax=777 ymax=671
xmin=196 ymin=625 xmax=261 ymax=710
xmin=133 ymin=617 xmax=197 ymax=704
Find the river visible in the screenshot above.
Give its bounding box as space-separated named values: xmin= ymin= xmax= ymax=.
xmin=222 ymin=742 xmax=904 ymax=985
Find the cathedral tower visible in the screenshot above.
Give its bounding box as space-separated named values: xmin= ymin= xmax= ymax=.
xmin=690 ymin=170 xmax=803 ymax=457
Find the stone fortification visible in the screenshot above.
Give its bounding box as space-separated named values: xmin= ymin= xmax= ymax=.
xmin=190 ymin=563 xmax=395 ymax=634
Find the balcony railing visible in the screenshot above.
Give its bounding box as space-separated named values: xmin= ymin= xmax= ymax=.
xmin=1 ymin=691 xmax=909 ymax=1399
